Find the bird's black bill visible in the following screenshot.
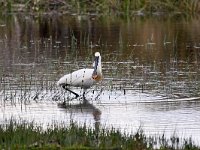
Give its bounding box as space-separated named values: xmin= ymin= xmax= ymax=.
xmin=92 ymin=56 xmax=99 ymax=77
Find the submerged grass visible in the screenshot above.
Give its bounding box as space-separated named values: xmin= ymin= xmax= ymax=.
xmin=0 ymin=120 xmax=199 ymax=150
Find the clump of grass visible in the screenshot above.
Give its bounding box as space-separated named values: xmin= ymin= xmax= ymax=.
xmin=0 ymin=120 xmax=199 ymax=149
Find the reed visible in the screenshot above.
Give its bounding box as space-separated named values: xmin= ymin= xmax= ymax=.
xmin=0 ymin=0 xmax=199 ymax=15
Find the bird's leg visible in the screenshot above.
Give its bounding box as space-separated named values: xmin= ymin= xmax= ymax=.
xmin=95 ymin=88 xmax=103 ymax=101
xmin=82 ymin=89 xmax=87 ymax=102
xmin=62 ymin=85 xmax=79 ymax=98
xmin=82 ymin=93 xmax=89 ymax=105
xmin=83 ymin=92 xmax=86 ymax=101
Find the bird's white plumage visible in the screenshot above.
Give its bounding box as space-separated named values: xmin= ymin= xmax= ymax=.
xmin=57 ymin=68 xmax=96 ymax=89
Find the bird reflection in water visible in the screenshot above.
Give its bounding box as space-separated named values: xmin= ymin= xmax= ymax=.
xmin=58 ymin=97 xmax=101 ymax=135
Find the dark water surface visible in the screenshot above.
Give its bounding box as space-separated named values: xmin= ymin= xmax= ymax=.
xmin=0 ymin=14 xmax=200 ymax=143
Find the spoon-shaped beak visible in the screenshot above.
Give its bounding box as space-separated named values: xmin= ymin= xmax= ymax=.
xmin=92 ymin=56 xmax=99 ymax=79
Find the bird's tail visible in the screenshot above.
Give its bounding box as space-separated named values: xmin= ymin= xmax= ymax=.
xmin=56 ymin=75 xmax=68 ymax=86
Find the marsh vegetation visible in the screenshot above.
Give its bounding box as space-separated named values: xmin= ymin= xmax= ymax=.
xmin=0 ymin=0 xmax=200 ymax=15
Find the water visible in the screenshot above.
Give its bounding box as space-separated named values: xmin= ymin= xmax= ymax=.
xmin=0 ymin=13 xmax=200 ymax=144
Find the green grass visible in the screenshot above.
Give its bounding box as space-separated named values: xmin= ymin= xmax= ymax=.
xmin=0 ymin=120 xmax=199 ymax=150
xmin=0 ymin=0 xmax=199 ymax=15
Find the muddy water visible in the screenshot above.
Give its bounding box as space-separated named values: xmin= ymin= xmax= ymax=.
xmin=0 ymin=14 xmax=200 ymax=143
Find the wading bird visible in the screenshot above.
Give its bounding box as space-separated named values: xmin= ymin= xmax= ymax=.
xmin=57 ymin=52 xmax=102 ymax=98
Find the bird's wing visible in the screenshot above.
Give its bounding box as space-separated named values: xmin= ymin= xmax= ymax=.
xmin=57 ymin=69 xmax=94 ymax=88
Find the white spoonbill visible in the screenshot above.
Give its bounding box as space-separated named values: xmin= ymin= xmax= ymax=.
xmin=57 ymin=52 xmax=102 ymax=98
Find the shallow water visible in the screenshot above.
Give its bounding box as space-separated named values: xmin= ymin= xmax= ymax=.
xmin=0 ymin=13 xmax=200 ymax=144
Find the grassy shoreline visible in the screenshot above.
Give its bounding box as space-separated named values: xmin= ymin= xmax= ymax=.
xmin=0 ymin=0 xmax=200 ymax=16
xmin=0 ymin=120 xmax=199 ymax=150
